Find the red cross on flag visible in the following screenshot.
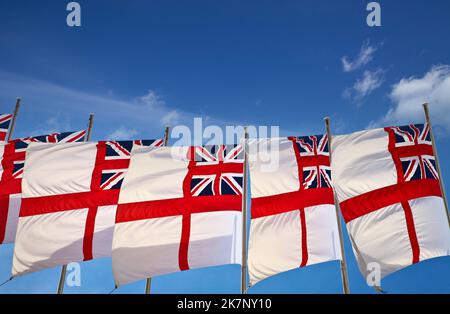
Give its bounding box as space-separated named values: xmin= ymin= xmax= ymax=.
xmin=247 ymin=136 xmax=342 ymax=285
xmin=0 ymin=131 xmax=87 ymax=245
xmin=12 ymin=139 xmax=163 ymax=276
xmin=332 ymin=123 xmax=450 ymax=280
xmin=112 ymin=144 xmax=244 ymax=286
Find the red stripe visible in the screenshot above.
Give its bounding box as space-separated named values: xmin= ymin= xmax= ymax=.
xmin=82 ymin=142 xmax=107 ymax=261
xmin=176 ymin=149 xmax=195 ymax=270
xmin=418 ymin=156 xmax=426 ymax=179
xmin=299 ymin=155 xmax=330 ymax=167
xmin=100 ymin=159 xmax=130 ymax=170
xmin=47 ymin=134 xmax=57 ymax=143
xmin=20 ymin=189 xmax=120 ymax=216
xmin=0 ymin=179 xmax=21 ymax=195
xmin=153 ymin=139 xmax=164 ymax=146
xmin=0 ymin=195 xmax=9 ymax=243
xmin=401 ymin=201 xmax=420 ymax=264
xmin=0 ymin=143 xmax=22 ymax=195
xmin=116 ymin=195 xmax=241 ymax=223
xmin=0 ymin=133 xmax=6 ymax=141
xmin=395 ymin=144 xmax=433 ymax=158
xmin=82 ymin=206 xmax=98 ymax=261
xmin=1 ymin=142 xmax=15 ymax=181
xmin=299 ymin=208 xmax=308 ymax=267
xmin=67 ymin=131 xmax=86 ymax=143
xmin=178 ymin=214 xmax=191 ymax=271
xmin=251 ymin=188 xmax=334 ymax=219
xmin=340 ymin=179 xmax=441 ymax=223
xmin=213 ymin=170 xmax=221 ymax=195
xmin=188 ymin=163 xmax=242 ymax=176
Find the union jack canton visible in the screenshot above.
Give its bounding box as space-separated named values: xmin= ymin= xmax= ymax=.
xmin=387 ymin=123 xmax=439 ymax=182
xmin=190 ymin=145 xmax=244 ymax=197
xmin=292 ymin=134 xmax=332 ymax=189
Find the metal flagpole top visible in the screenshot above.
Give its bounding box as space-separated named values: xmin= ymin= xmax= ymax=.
xmin=423 ymin=103 xmax=431 ymax=121
xmin=86 ymin=114 xmax=94 ymax=141
xmin=164 ymin=126 xmax=170 ymax=146
xmin=7 ymin=97 xmax=22 ymax=141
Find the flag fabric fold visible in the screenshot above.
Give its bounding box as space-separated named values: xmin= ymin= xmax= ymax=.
xmin=12 ymin=139 xmax=162 ymax=276
xmin=331 ymin=123 xmax=450 ymax=279
xmin=247 ymin=136 xmax=342 ymax=285
xmin=0 ymin=131 xmax=87 ymax=245
xmin=112 ymin=144 xmax=243 ymax=286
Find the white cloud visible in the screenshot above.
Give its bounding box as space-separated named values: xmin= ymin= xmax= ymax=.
xmin=343 ymin=69 xmax=384 ymax=104
xmin=341 ymin=41 xmax=378 ymax=72
xmin=161 ymin=110 xmax=180 ymax=126
xmin=139 ymin=90 xmax=166 ymax=110
xmin=106 ymin=126 xmax=139 ymax=140
xmin=369 ymin=65 xmax=450 ymax=132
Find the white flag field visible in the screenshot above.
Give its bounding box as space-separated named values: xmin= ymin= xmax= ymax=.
xmin=332 ymin=123 xmax=450 ymax=279
xmin=0 ymin=113 xmax=449 ymax=291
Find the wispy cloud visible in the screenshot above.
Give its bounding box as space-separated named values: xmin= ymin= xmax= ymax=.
xmin=368 ymin=65 xmax=450 ymax=133
xmin=341 ymin=40 xmax=378 ymax=72
xmin=343 ymin=69 xmax=384 ymax=104
xmin=0 ymin=70 xmax=304 ymax=142
xmin=0 ymin=71 xmax=194 ymax=139
xmin=106 ymin=127 xmax=139 ymax=140
xmin=30 ymin=113 xmax=73 ymax=136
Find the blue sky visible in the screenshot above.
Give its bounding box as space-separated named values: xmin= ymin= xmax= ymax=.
xmin=1 ymin=0 xmax=450 ymax=293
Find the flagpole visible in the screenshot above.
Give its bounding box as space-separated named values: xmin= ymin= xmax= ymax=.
xmin=144 ymin=126 xmax=170 ymax=294
xmin=86 ymin=114 xmax=94 ymax=141
xmin=241 ymin=127 xmax=249 ymax=294
xmin=324 ymin=117 xmax=350 ymax=294
xmin=57 ymin=113 xmax=94 ymax=294
xmin=164 ymin=126 xmax=170 ymax=146
xmin=422 ymin=104 xmax=450 ymax=227
xmin=7 ymin=97 xmax=21 ymax=141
